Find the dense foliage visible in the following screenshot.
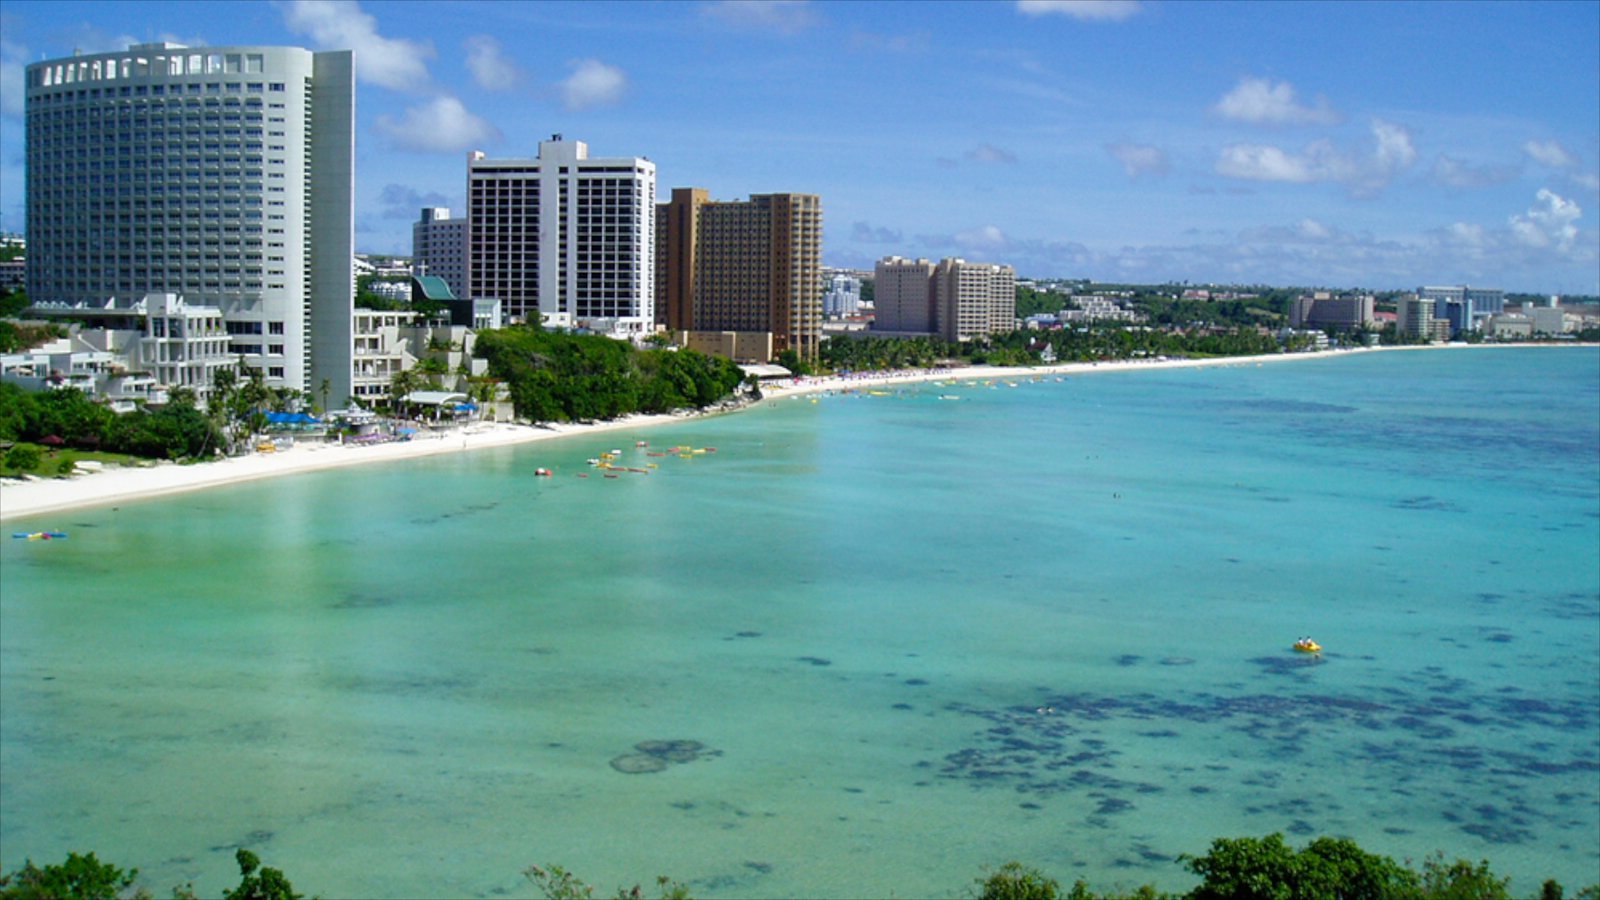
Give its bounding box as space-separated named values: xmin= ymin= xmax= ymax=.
xmin=819 ymin=335 xmax=959 ymax=371
xmin=0 ymin=382 xmax=220 ymax=461
xmin=820 ymin=320 xmax=1300 ymax=374
xmin=0 ymin=852 xmax=139 ymax=900
xmin=473 ymin=326 xmax=746 ymax=422
xmin=5 ymin=835 xmax=1595 ymax=900
xmin=1183 ymin=834 xmax=1421 ymax=900
xmin=0 ymin=318 xmax=59 ymax=351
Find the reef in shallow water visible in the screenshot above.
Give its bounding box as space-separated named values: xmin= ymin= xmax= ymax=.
xmin=610 ymin=739 xmax=721 ymax=774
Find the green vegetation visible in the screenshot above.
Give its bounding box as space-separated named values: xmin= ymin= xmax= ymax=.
xmin=219 ymin=850 xmax=301 ymax=900
xmin=1183 ymin=833 xmax=1419 ymax=899
xmin=0 ymin=383 xmax=220 ymax=463
xmin=976 ymin=861 xmax=1060 ymax=900
xmin=0 ymin=320 xmax=63 ymax=353
xmin=0 ymin=852 xmax=140 ymax=900
xmin=820 ymin=334 xmax=957 ymax=371
xmin=1015 ymin=285 xmax=1060 ymax=319
xmin=354 ymin=273 xmax=449 ymax=320
xmin=524 ymin=865 xmax=691 ymax=900
xmin=473 ymin=325 xmax=746 ymax=422
xmin=0 ymin=299 xmax=45 ymax=331
xmin=819 ymin=321 xmax=1299 ymax=375
xmin=4 ymin=835 xmax=1595 ymax=900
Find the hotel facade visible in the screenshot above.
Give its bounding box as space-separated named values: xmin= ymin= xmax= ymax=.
xmin=412 ymin=207 xmax=469 ymax=302
xmin=656 ymin=188 xmax=823 ymax=362
xmin=24 ymin=43 xmax=356 ymax=402
xmin=467 ymin=137 xmax=656 ymax=333
xmin=873 ymin=256 xmax=1016 ymax=342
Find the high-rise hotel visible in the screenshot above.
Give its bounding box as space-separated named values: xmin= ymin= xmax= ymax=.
xmin=467 ymin=136 xmax=656 ymax=333
xmin=873 ymin=256 xmax=1015 ymax=343
xmin=24 ymin=43 xmax=356 ymax=401
xmin=656 ymin=188 xmax=823 ymax=362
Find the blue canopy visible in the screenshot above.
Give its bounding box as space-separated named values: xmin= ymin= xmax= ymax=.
xmin=265 ymin=412 xmax=320 ymax=424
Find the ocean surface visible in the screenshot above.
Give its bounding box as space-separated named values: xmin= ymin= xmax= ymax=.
xmin=3 ymin=346 xmax=1597 ymax=899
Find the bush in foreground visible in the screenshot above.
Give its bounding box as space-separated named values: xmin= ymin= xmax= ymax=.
xmin=7 ymin=836 xmax=1598 ymax=899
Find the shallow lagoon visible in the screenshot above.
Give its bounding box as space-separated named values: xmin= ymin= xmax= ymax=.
xmin=3 ymin=347 xmax=1597 ymax=898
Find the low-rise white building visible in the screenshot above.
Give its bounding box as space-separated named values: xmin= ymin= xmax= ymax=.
xmin=19 ymin=293 xmax=234 ymax=403
xmin=351 ymin=309 xmax=492 ymax=406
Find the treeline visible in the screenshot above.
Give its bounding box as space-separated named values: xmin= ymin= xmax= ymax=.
xmin=0 ymin=320 xmax=63 ymax=354
xmin=6 ymin=834 xmax=1595 ymax=900
xmin=473 ymin=326 xmax=748 ymax=423
xmin=0 ymin=382 xmax=219 ymax=461
xmin=819 ymin=334 xmax=959 ymax=371
xmin=818 ymin=323 xmax=1296 ymax=375
xmin=975 ymin=833 xmax=1597 ymax=900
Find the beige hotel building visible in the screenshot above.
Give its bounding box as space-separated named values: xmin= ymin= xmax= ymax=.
xmin=874 ymin=256 xmax=1016 ymax=342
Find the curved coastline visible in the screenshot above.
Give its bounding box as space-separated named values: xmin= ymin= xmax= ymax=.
xmin=0 ymin=343 xmax=1586 ymax=522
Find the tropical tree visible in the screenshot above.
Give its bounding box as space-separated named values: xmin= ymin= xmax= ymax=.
xmin=0 ymin=851 xmax=140 ymax=900
xmin=221 ymin=849 xmax=302 ymax=900
xmin=975 ymin=862 xmax=1060 ymax=900
xmin=1183 ymin=833 xmax=1418 ymax=900
xmin=389 ymin=368 xmax=423 ymax=417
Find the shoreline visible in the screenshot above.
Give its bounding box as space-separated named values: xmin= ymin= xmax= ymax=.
xmin=2 ymin=342 xmax=1590 ymax=522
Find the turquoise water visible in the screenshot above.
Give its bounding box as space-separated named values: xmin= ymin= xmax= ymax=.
xmin=2 ymin=347 xmax=1597 ymax=898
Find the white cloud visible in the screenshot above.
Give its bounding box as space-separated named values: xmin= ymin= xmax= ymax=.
xmin=464 ymin=35 xmax=521 ymax=91
xmin=1216 ymin=119 xmax=1415 ymax=195
xmin=559 ymin=59 xmax=627 ymax=111
xmin=1523 ymin=139 xmax=1577 ymax=169
xmin=1297 ymin=218 xmax=1332 ymax=240
xmin=1509 ymin=188 xmax=1582 ymax=252
xmin=1213 ymin=77 xmax=1340 ymax=126
xmin=377 ymin=183 xmax=451 ymax=219
xmin=1016 ymin=0 xmax=1142 ymax=21
xmin=1371 ymin=119 xmax=1415 ymax=171
xmin=955 ymin=224 xmax=1009 ymax=251
xmin=851 ymin=222 xmax=904 ymax=244
xmin=966 ymin=144 xmax=1018 ymax=165
xmin=1430 ymin=155 xmax=1518 ymax=190
xmin=1217 ymin=143 xmax=1326 ymax=183
xmin=701 ymin=0 xmax=820 ymax=35
xmin=0 ymin=37 xmax=26 ymax=119
xmin=373 ymin=96 xmax=500 ymax=153
xmin=1445 ymin=222 xmax=1488 ymax=249
xmin=1106 ymin=142 xmax=1169 ymax=178
xmin=283 ymin=0 xmax=434 ymax=91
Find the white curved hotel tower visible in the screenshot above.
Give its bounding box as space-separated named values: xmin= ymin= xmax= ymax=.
xmin=24 ymin=43 xmax=354 ymax=401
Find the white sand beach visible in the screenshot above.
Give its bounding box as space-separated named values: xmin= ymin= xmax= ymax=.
xmin=0 ymin=343 xmax=1516 ymax=522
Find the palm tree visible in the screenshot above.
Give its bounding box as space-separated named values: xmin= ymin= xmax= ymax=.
xmin=389 ymin=369 xmax=422 ymax=418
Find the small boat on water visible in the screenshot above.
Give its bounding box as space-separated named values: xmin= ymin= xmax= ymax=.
xmin=534 ymin=468 xmax=553 ymax=477
xmin=13 ymin=532 xmax=67 ymax=541
xmin=1293 ymin=637 xmax=1322 ymax=654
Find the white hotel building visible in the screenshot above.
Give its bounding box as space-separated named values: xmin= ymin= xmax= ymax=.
xmin=468 ymin=136 xmax=656 ymax=333
xmin=24 ymin=43 xmax=355 ymax=402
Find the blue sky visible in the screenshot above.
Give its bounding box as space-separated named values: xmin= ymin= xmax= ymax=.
xmin=2 ymin=0 xmax=1597 ymax=293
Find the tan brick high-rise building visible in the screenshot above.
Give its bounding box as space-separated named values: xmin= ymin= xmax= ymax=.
xmin=656 ymin=189 xmax=822 ymax=362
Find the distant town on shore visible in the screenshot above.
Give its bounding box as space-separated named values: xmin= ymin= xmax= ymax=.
xmin=2 ymin=40 xmax=1597 ymax=439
